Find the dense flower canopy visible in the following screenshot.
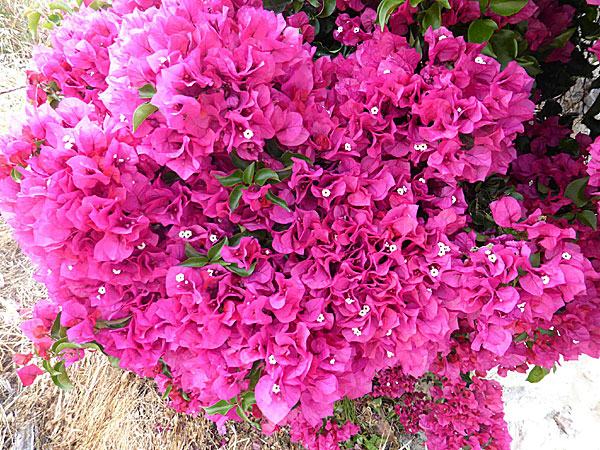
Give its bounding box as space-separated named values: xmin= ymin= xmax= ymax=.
xmin=3 ymin=0 xmax=600 ymax=449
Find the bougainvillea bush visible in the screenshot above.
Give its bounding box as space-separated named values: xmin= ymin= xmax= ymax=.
xmin=4 ymin=0 xmax=600 ymax=448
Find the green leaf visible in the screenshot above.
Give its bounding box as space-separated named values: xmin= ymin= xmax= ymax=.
xmin=184 ymin=242 xmax=203 ymax=258
xmin=376 ymin=0 xmax=406 ymax=29
xmin=468 ymin=19 xmax=498 ymax=43
xmin=137 ymin=84 xmax=157 ymax=99
xmin=529 ymin=252 xmax=541 ymax=268
xmin=564 ymin=177 xmax=589 ymax=208
xmin=548 ymin=27 xmax=575 ymax=49
xmin=576 ymin=210 xmax=597 ymax=231
xmin=27 ymin=11 xmax=41 ymax=37
xmin=488 ymin=29 xmax=519 ymax=67
xmin=47 ymin=13 xmax=62 ymax=25
xmin=316 ymin=0 xmax=336 ymax=18
xmin=179 ymin=256 xmax=209 ymax=267
xmin=161 ymin=384 xmax=173 ymax=400
xmin=262 ymin=0 xmax=293 ymax=13
xmin=42 ymin=359 xmax=60 ymax=376
xmin=255 ymin=168 xmax=279 ymax=186
xmin=215 ymin=169 xmax=244 ymax=187
xmin=409 ymin=0 xmax=423 ymax=5
xmin=181 ymin=390 xmax=191 ymax=401
xmin=489 ymin=0 xmax=528 ymax=16
xmin=236 ymin=405 xmax=252 ymax=423
xmin=242 ymin=162 xmax=256 ymax=185
xmin=526 ymin=365 xmax=550 ymax=383
xmin=203 ymin=399 xmax=235 ymax=416
xmin=436 ymin=0 xmax=450 ymax=8
xmin=230 ymin=149 xmax=251 ymax=170
xmin=51 ymin=361 xmax=74 ymax=391
xmin=207 ymin=237 xmax=228 ymax=261
xmin=50 ymin=312 xmax=63 ymax=340
xmin=96 ymin=316 xmax=132 ymax=330
xmin=275 ymin=168 xmax=292 ymax=181
xmin=82 ymin=342 xmax=103 ymax=352
xmin=49 ymin=1 xmax=73 ymax=13
xmin=265 ymin=189 xmax=290 ymax=211
xmin=514 ymin=331 xmax=528 ymax=342
xmin=11 ymin=168 xmax=23 ymax=183
xmin=229 ymin=185 xmax=247 ymax=211
xmin=106 ymin=355 xmax=120 ymax=368
xmin=226 ymin=261 xmax=257 ymax=277
xmin=420 ymin=2 xmax=442 ymax=32
xmin=132 ymin=102 xmax=158 ymax=132
xmin=241 ymin=391 xmax=256 ymax=411
xmin=281 ymin=152 xmax=313 ymax=167
xmin=516 ymin=56 xmax=542 ymax=78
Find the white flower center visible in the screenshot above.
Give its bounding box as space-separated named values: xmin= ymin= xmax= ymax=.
xmin=344 ymin=143 xmax=352 ymax=151
xmin=112 ymin=269 xmax=121 ymax=275
xmin=561 ymin=252 xmax=571 ymax=260
xmin=268 ymin=355 xmax=277 ymax=365
xmin=541 ymin=275 xmax=550 ymax=285
xmin=353 ymin=27 xmax=360 ymax=33
xmin=337 ymin=26 xmax=343 ymax=33
xmin=352 ymin=328 xmax=362 ymax=336
xmin=316 ymin=314 xmax=325 ymax=323
xmin=345 ymin=297 xmax=354 ymax=304
xmin=321 ymin=188 xmax=331 ymax=198
xmin=475 ymin=56 xmax=486 ymax=65
xmin=272 ymin=384 xmax=280 ymax=394
xmin=243 ymin=129 xmax=254 ymax=139
xmin=98 ymin=286 xmax=106 ymax=294
xmin=370 ymin=106 xmax=379 ymax=115
xmin=209 ymin=234 xmax=218 ymax=243
xmin=430 ymin=267 xmax=439 ymax=278
xmin=386 ymin=350 xmax=394 ymax=358
xmin=176 ymin=273 xmax=185 ymax=282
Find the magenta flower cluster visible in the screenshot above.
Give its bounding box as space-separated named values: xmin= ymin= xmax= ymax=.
xmin=3 ymin=0 xmax=600 ymax=449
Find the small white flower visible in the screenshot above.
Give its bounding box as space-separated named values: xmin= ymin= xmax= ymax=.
xmin=386 ymin=329 xmax=392 ymax=336
xmin=333 ymin=234 xmax=338 ymax=241
xmin=322 ymin=188 xmax=331 ymax=198
xmin=64 ymin=142 xmax=74 ymax=149
xmin=176 ymin=273 xmax=185 ymax=282
xmin=438 ymin=249 xmax=446 ymax=257
xmin=353 ymin=27 xmax=360 ymax=33
xmin=452 ymin=196 xmax=457 ymax=204
xmin=316 ymin=314 xmax=325 ymax=323
xmin=430 ymin=267 xmax=439 ymax=278
xmin=68 ymin=265 xmax=73 ymax=271
xmin=418 ymin=177 xmax=426 ymax=183
xmin=207 ymin=269 xmax=214 ymax=276
xmin=457 ymin=107 xmax=462 ymax=112
xmin=383 ymin=69 xmax=391 ymax=74
xmin=426 ymin=288 xmax=432 ymax=293
xmin=528 ymin=180 xmax=534 ymax=186
xmin=438 ymin=35 xmax=447 ymax=40
xmin=330 ymin=358 xmax=336 ymax=365
xmin=265 ymin=249 xmax=270 ymax=255
xmin=397 ymin=186 xmax=407 ymax=195
xmin=183 ymin=230 xmax=192 ymax=239
xmin=370 ymin=106 xmax=379 ymax=115
xmin=119 ymin=113 xmax=127 ymax=122
xmin=112 ymin=269 xmax=121 ymax=275
xmin=488 ymin=254 xmax=497 ymax=263
xmin=98 ymin=286 xmax=106 ymax=294
xmin=470 ymin=246 xmax=478 ymax=252
xmin=345 ymin=297 xmax=354 ymax=305
xmin=541 ymin=275 xmax=550 ymax=285
xmin=389 ymin=244 xmax=397 ymax=252
xmin=272 ymin=384 xmax=281 ymax=394
xmin=137 ymin=243 xmax=146 ymax=250
xmin=475 ymin=56 xmax=486 ymax=65
xmin=573 ymin=340 xmax=580 ymax=344
xmin=337 ymin=26 xmax=344 ymax=33
xmin=178 ymin=230 xmax=186 ymax=238
xmin=209 ymin=234 xmax=218 ymax=243
xmin=268 ymin=355 xmax=277 ymax=365
xmin=358 ymin=308 xmax=368 ymax=317
xmin=562 ymin=252 xmax=571 ymax=260
xmin=485 ymin=249 xmax=491 ymax=255
xmin=344 ymin=143 xmax=352 ymax=151
xmin=243 ymin=129 xmax=254 ymax=139
xmin=386 ymin=350 xmax=394 ymax=358
xmin=352 ymin=328 xmax=362 ymax=336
